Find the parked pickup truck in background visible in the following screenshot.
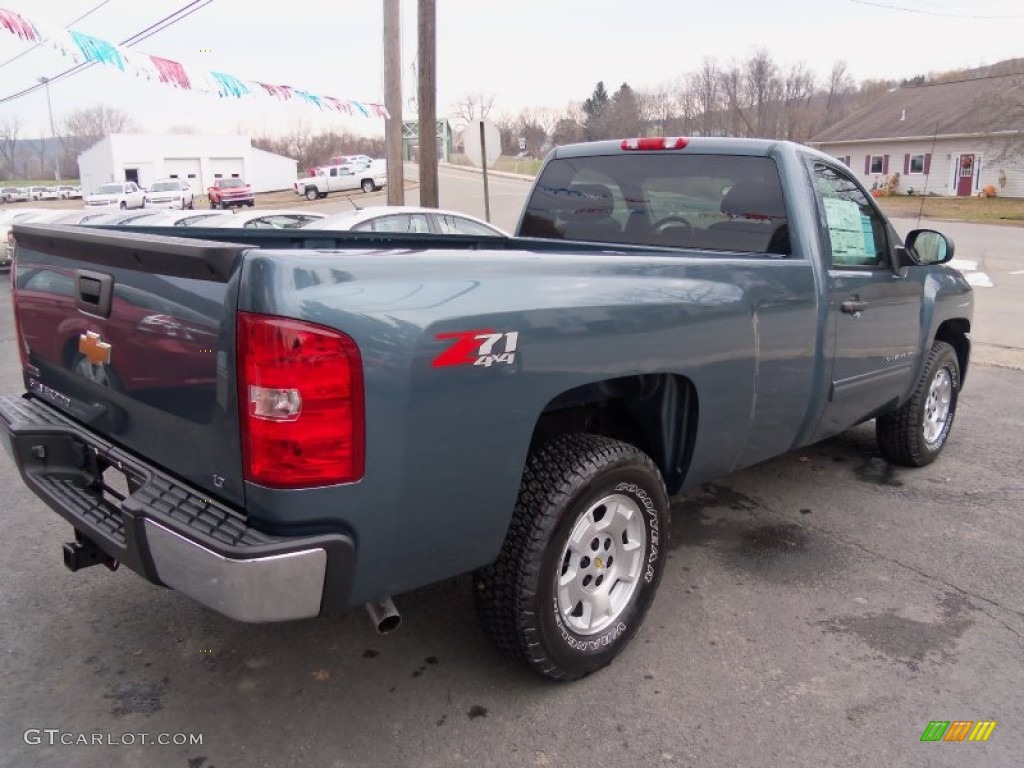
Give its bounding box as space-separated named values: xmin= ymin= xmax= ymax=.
xmin=293 ymin=163 xmax=386 ymax=201
xmin=207 ymin=177 xmax=254 ymax=209
xmin=2 ymin=137 xmax=972 ymax=681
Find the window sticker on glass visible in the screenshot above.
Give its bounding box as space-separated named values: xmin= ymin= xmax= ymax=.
xmin=860 ymin=214 xmax=876 ymax=256
xmin=823 ymin=198 xmax=868 ymax=263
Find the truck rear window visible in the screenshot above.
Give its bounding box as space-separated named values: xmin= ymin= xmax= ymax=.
xmin=520 ymin=154 xmax=790 ymax=255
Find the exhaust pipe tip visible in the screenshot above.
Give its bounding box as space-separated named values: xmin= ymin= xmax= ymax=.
xmin=365 ymin=597 xmax=401 ymax=634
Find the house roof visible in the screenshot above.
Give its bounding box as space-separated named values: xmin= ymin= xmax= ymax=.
xmin=811 ymin=69 xmax=1024 ymax=144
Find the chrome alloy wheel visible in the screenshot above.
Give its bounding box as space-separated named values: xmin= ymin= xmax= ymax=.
xmin=923 ymin=367 xmax=953 ymax=445
xmin=556 ymin=493 xmax=646 ymax=636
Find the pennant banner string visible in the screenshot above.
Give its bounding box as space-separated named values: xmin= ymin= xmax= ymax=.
xmin=0 ymin=6 xmax=388 ymax=117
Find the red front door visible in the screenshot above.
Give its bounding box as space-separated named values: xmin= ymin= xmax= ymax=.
xmin=956 ymin=154 xmax=975 ymax=196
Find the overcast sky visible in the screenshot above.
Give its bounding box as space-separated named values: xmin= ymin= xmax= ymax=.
xmin=0 ymin=0 xmax=1021 ymax=139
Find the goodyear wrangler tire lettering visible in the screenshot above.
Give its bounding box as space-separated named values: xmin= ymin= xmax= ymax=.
xmin=474 ymin=434 xmax=669 ymax=681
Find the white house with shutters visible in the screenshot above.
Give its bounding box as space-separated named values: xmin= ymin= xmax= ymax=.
xmin=77 ymin=134 xmax=297 ymax=195
xmin=811 ymin=65 xmax=1024 ymax=198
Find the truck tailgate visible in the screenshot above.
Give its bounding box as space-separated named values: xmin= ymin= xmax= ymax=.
xmin=11 ymin=224 xmax=249 ymax=506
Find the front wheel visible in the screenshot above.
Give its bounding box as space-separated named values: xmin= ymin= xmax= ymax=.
xmin=475 ymin=434 xmax=668 ymax=681
xmin=305 ymin=187 xmax=319 ymax=201
xmin=361 ymin=179 xmax=375 ymax=193
xmin=876 ymin=340 xmax=961 ymax=467
xmin=119 ymin=201 xmax=127 ymax=210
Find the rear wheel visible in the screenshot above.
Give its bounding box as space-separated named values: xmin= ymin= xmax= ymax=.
xmin=361 ymin=179 xmax=375 ymax=193
xmin=119 ymin=201 xmax=127 ymax=210
xmin=475 ymin=434 xmax=668 ymax=681
xmin=876 ymin=340 xmax=961 ymax=467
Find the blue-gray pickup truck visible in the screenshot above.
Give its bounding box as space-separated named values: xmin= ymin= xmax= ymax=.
xmin=2 ymin=137 xmax=972 ymax=680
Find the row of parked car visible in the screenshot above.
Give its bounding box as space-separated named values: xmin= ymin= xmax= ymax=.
xmin=83 ymin=177 xmax=257 ymax=210
xmin=1 ymin=185 xmax=82 ymax=203
xmin=0 ymin=204 xmax=507 ymax=269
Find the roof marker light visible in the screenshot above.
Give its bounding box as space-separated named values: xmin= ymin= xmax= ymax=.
xmin=620 ymin=137 xmax=689 ymax=151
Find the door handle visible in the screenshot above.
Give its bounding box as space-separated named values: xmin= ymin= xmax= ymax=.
xmin=840 ymin=299 xmax=868 ymax=315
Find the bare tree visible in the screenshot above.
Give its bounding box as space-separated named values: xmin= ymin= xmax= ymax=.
xmin=57 ymin=105 xmax=138 ymax=177
xmin=252 ymin=125 xmax=386 ymax=170
xmin=0 ymin=115 xmax=21 ymax=179
xmin=720 ymin=64 xmax=753 ymax=137
xmin=636 ymin=83 xmax=679 ymax=135
xmin=744 ymin=49 xmax=782 ymax=137
xmin=780 ymin=62 xmax=816 ymax=140
xmin=691 ymin=58 xmax=722 ymax=137
xmin=450 ymin=92 xmax=496 ymax=128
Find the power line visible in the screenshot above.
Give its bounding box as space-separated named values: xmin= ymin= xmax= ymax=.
xmin=0 ymin=0 xmax=214 ymax=106
xmin=0 ymin=0 xmax=115 ymax=71
xmin=848 ymin=0 xmax=1024 ymax=19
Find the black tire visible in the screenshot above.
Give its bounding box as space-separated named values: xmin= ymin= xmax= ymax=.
xmin=361 ymin=179 xmax=375 ymax=193
xmin=475 ymin=434 xmax=668 ymax=681
xmin=247 ymin=200 xmax=254 ymax=207
xmin=876 ymin=340 xmax=960 ymax=467
xmin=119 ymin=201 xmax=127 ymax=210
xmin=305 ymin=187 xmax=319 ymax=201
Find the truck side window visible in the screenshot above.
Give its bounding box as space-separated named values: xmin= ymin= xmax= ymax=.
xmin=812 ymin=163 xmax=888 ymax=268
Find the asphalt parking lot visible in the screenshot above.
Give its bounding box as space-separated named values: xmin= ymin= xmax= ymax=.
xmin=0 ymin=181 xmax=1022 ymax=767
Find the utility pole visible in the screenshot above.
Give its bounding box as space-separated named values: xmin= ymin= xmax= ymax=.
xmin=383 ymin=0 xmax=404 ymax=205
xmin=39 ymin=76 xmax=60 ymax=184
xmin=417 ymin=0 xmax=438 ymax=207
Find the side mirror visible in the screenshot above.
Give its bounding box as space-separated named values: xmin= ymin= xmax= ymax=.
xmin=903 ymin=229 xmax=955 ymax=265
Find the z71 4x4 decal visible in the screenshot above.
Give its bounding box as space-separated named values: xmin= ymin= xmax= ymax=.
xmin=432 ymin=329 xmax=519 ymax=368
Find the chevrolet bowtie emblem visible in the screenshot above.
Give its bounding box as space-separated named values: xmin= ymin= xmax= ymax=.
xmin=79 ymin=331 xmax=111 ymax=366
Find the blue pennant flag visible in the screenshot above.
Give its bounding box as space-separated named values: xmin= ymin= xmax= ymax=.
xmin=69 ymin=30 xmax=124 ymax=70
xmin=210 ymin=71 xmax=250 ymax=98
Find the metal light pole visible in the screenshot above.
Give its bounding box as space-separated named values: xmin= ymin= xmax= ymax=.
xmin=38 ymin=76 xmax=60 ymax=185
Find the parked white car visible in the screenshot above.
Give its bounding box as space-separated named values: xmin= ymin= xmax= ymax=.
xmin=200 ymin=209 xmax=327 ymax=229
xmin=293 ymin=164 xmax=386 ymax=201
xmin=115 ymin=210 xmax=233 ymax=227
xmin=144 ymin=178 xmax=194 ymax=210
xmin=27 ymin=186 xmax=55 ymax=201
xmin=1 ymin=187 xmax=28 ymax=203
xmin=84 ymin=181 xmax=146 ymax=209
xmin=57 ymin=185 xmax=81 ymax=199
xmin=303 ymin=206 xmax=509 ymax=236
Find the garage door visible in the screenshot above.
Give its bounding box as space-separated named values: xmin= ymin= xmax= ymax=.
xmin=164 ymin=158 xmax=202 ymax=183
xmin=210 ymin=157 xmax=245 ymax=181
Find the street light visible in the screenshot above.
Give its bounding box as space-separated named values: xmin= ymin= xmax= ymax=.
xmin=38 ymin=76 xmax=60 ymax=185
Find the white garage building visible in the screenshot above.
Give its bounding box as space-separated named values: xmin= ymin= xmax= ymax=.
xmin=77 ymin=134 xmax=297 ymax=195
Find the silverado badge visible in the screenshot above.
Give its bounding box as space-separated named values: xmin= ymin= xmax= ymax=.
xmin=79 ymin=331 xmax=111 ymax=366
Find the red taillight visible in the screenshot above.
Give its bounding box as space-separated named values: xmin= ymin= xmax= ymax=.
xmin=237 ymin=312 xmax=365 ymax=488
xmin=620 ymin=137 xmax=689 ymax=151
